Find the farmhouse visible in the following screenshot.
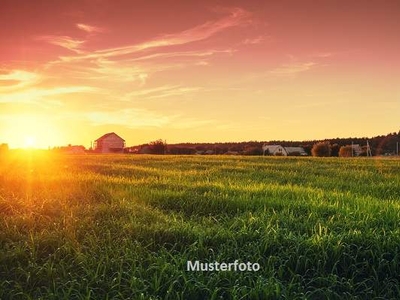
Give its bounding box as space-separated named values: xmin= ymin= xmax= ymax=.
xmin=262 ymin=144 xmax=307 ymax=156
xmin=262 ymin=145 xmax=287 ymax=156
xmin=284 ymin=147 xmax=308 ymax=156
xmin=94 ymin=132 xmax=125 ymax=153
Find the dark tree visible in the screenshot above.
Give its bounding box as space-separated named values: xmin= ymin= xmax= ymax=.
xmin=311 ymin=141 xmax=331 ymax=157
xmin=243 ymin=146 xmax=263 ymax=156
xmin=330 ymin=143 xmax=340 ymax=157
xmin=149 ymin=139 xmax=167 ymax=154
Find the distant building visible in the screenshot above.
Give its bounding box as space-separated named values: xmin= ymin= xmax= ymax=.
xmin=351 ymin=144 xmax=363 ymax=156
xmin=284 ymin=147 xmax=308 ymax=156
xmin=262 ymin=144 xmax=307 ymax=156
xmin=262 ymin=145 xmax=287 ymax=156
xmin=94 ymin=132 xmax=125 ymax=153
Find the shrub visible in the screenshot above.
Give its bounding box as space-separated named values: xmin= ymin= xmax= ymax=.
xmin=330 ymin=143 xmax=340 ymax=157
xmin=149 ymin=139 xmax=167 ymax=154
xmin=339 ymin=145 xmax=353 ymax=157
xmin=311 ymin=141 xmax=331 ymax=157
xmin=243 ymin=146 xmax=263 ymax=156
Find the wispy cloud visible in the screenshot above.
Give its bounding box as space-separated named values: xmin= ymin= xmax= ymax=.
xmin=37 ymin=35 xmax=85 ymax=53
xmin=59 ymin=8 xmax=250 ymax=62
xmin=129 ymin=49 xmax=235 ymax=62
xmin=42 ymin=8 xmax=248 ymax=92
xmin=76 ymin=23 xmax=106 ymax=33
xmin=125 ymin=85 xmax=181 ymax=98
xmin=0 ymin=69 xmax=39 ymax=83
xmin=0 ymin=70 xmax=41 ymax=91
xmin=0 ymin=86 xmax=97 ymax=105
xmin=310 ymin=50 xmax=359 ymax=58
xmin=270 ymin=62 xmax=316 ymax=76
xmin=0 ymin=7 xmax=255 ymax=139
xmin=195 ymin=61 xmax=209 ymax=66
xmin=46 ymin=56 xmax=194 ymax=88
xmin=147 ymin=87 xmax=201 ymax=99
xmin=80 ymin=58 xmax=149 ymax=83
xmin=243 ymin=35 xmax=265 ymax=45
xmin=312 ymin=52 xmax=333 ymax=58
xmin=125 ymin=85 xmax=202 ymax=100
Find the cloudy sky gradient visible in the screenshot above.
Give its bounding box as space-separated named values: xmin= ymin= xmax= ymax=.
xmin=1 ymin=0 xmax=399 ymax=148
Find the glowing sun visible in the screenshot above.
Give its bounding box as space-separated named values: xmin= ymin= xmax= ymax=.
xmin=24 ymin=135 xmax=37 ymax=148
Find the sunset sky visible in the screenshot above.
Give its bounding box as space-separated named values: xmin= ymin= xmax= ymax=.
xmin=1 ymin=0 xmax=399 ymax=149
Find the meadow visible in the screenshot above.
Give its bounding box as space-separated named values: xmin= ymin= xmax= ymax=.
xmin=1 ymin=152 xmax=400 ymax=299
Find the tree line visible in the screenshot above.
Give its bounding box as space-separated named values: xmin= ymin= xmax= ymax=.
xmin=126 ymin=131 xmax=400 ymax=156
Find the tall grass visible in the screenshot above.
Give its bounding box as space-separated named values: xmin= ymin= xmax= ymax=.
xmin=1 ymin=152 xmax=399 ymax=299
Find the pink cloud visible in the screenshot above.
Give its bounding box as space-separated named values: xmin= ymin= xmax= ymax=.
xmin=243 ymin=36 xmax=264 ymax=45
xmin=37 ymin=35 xmax=85 ymax=53
xmin=59 ymin=8 xmax=250 ymax=62
xmin=270 ymin=62 xmax=317 ymax=76
xmin=76 ymin=23 xmax=106 ymax=33
xmin=128 ymin=49 xmax=234 ymax=62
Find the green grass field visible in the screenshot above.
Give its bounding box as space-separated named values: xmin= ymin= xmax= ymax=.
xmin=1 ymin=153 xmax=400 ymax=299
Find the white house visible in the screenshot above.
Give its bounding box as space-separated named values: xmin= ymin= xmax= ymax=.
xmin=262 ymin=144 xmax=307 ymax=156
xmin=94 ymin=132 xmax=125 ymax=153
xmin=284 ymin=147 xmax=308 ymax=156
xmin=262 ymin=145 xmax=288 ymax=156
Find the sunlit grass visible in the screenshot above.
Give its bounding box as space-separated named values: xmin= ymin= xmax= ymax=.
xmin=1 ymin=153 xmax=400 ymax=299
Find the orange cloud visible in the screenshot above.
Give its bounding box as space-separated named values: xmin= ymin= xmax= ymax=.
xmin=125 ymin=85 xmax=202 ymax=100
xmin=0 ymin=70 xmax=41 ymax=91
